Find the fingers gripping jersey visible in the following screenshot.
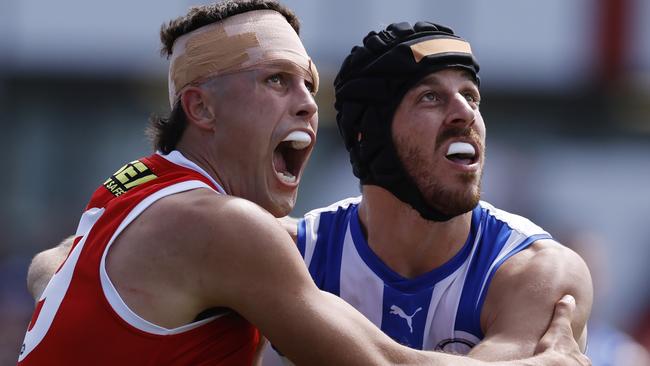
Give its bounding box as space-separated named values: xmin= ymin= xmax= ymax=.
xmin=297 ymin=197 xmax=552 ymax=353
xmin=19 ymin=151 xmax=260 ymax=365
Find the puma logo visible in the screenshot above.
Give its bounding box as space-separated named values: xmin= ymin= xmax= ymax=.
xmin=389 ymin=305 xmax=422 ymax=333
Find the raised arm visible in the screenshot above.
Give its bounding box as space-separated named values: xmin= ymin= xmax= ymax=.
xmin=27 ymin=235 xmax=74 ymax=300
xmin=468 ymin=239 xmax=593 ymax=361
xmin=191 ymin=196 xmax=589 ymax=366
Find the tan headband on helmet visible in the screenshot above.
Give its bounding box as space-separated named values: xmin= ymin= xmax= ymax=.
xmin=168 ymin=9 xmax=319 ymax=107
xmin=410 ymin=38 xmax=472 ymax=63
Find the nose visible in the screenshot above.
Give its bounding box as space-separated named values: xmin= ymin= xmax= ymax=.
xmin=291 ymin=82 xmax=318 ymax=122
xmin=444 ymin=93 xmax=476 ymax=127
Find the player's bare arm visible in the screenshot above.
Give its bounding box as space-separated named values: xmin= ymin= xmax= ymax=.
xmin=26 ymin=220 xmax=300 ymax=304
xmin=468 ymin=239 xmax=593 ymax=361
xmin=167 ymin=191 xmax=588 ymax=366
xmin=26 ymin=217 xmax=297 ymax=303
xmin=25 ymin=205 xmax=588 ymax=365
xmin=27 ymin=235 xmax=74 ymax=300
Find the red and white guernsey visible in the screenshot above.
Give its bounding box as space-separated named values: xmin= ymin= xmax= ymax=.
xmin=19 ymin=151 xmax=260 ymax=365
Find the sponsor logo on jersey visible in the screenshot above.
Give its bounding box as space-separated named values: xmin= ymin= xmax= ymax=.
xmin=103 ymin=160 xmax=157 ymax=196
xmin=389 ymin=305 xmax=423 ymax=333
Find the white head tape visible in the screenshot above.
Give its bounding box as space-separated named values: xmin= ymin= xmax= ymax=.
xmin=168 ymin=9 xmax=318 ymax=107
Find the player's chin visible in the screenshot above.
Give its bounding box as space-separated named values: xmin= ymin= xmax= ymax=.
xmin=266 ymin=191 xmax=298 ymax=218
xmin=424 ymin=185 xmax=480 ymax=218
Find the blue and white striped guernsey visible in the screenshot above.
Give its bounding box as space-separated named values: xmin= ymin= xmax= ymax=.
xmin=297 ymin=196 xmax=552 ymax=353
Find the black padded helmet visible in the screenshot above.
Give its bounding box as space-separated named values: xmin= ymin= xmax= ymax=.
xmin=334 ymin=21 xmax=480 ymax=221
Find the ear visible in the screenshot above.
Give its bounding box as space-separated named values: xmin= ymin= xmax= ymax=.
xmin=180 ymin=86 xmax=215 ymax=131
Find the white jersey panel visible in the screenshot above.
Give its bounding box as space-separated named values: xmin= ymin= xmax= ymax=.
xmin=294 ymin=198 xmax=553 ymax=353
xmin=423 ymin=226 xmax=482 ymax=351
xmin=479 ymin=201 xmax=549 ymax=236
xmin=300 ymin=196 xmax=361 ymax=269
xmin=339 ymin=225 xmax=385 ymax=327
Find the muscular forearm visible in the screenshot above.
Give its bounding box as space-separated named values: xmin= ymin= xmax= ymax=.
xmin=275 ymin=294 xmax=587 ymax=366
xmin=200 ymin=204 xmax=589 ymax=366
xmin=361 ymin=295 xmax=588 ymax=366
xmin=389 ymin=349 xmax=580 ymax=366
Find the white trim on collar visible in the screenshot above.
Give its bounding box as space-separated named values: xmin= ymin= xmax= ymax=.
xmin=157 ymin=150 xmax=227 ymax=195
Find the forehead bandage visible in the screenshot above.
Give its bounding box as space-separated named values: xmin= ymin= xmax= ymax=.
xmin=168 ymin=10 xmax=319 ymax=107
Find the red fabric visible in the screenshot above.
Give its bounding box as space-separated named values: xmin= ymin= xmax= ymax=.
xmin=19 ymin=154 xmax=260 ymax=365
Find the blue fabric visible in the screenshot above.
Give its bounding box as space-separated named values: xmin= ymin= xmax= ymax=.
xmin=381 ymin=284 xmax=434 ymax=348
xmin=306 ymin=206 xmax=354 ymax=295
xmin=455 ymin=207 xmax=552 ymax=338
xmin=350 ymin=204 xmax=474 ymax=292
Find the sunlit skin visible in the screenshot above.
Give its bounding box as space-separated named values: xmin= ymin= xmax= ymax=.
xmin=25 ymin=64 xmax=588 ymax=366
xmin=357 ymin=68 xmax=591 ymax=362
xmin=177 ymin=62 xmax=318 ymax=217
xmin=392 ymin=68 xmax=485 ymax=217
xmin=355 ymin=68 xmax=487 ymax=278
xmin=19 ymin=12 xmax=592 ymax=363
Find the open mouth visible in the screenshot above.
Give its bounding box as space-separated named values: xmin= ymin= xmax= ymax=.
xmin=273 ymin=131 xmax=312 ymax=184
xmin=445 ymin=142 xmax=478 ymax=165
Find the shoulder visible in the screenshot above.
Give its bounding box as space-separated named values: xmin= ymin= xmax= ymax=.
xmin=303 ymin=196 xmax=362 ymax=219
xmin=121 ymin=188 xmax=287 ymax=278
xmin=495 ymin=239 xmax=591 ymax=289
xmin=478 ymin=201 xmax=549 ymax=237
xmin=298 ymin=196 xmax=361 ymax=248
xmin=489 ymin=239 xmax=593 ymax=307
xmin=138 ymin=188 xmax=303 ymax=302
xmin=146 ymin=188 xmax=283 ymax=247
xmin=469 ymin=238 xmax=593 ymax=357
xmin=300 ymin=196 xmax=361 ymax=235
xmin=485 ymin=239 xmax=593 ymax=335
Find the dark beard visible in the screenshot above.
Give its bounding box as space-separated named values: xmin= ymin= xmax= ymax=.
xmin=395 ymin=128 xmax=483 ymax=218
xmin=418 ymin=172 xmax=481 ymax=217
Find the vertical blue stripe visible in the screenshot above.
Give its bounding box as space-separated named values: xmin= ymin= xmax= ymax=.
xmin=455 ymin=206 xmax=510 ymax=338
xmin=296 ymin=218 xmax=306 ymax=258
xmin=473 ymin=233 xmax=553 ymax=319
xmin=455 ymin=206 xmax=553 ymax=339
xmin=381 ymin=285 xmax=434 ymax=349
xmin=306 ymin=205 xmax=356 ymax=296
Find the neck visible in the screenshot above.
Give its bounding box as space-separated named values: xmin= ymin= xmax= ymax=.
xmin=175 ymin=137 xmax=228 ymax=194
xmin=358 ymin=185 xmax=473 ymax=279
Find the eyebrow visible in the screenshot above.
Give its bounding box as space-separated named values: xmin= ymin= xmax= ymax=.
xmin=257 ymin=59 xmax=314 ymax=82
xmin=414 ymin=69 xmax=479 ymax=89
xmin=460 ymin=71 xmax=479 ymax=86
xmin=413 ymin=74 xmax=443 ymax=89
xmin=257 ymin=59 xmax=303 ymax=73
